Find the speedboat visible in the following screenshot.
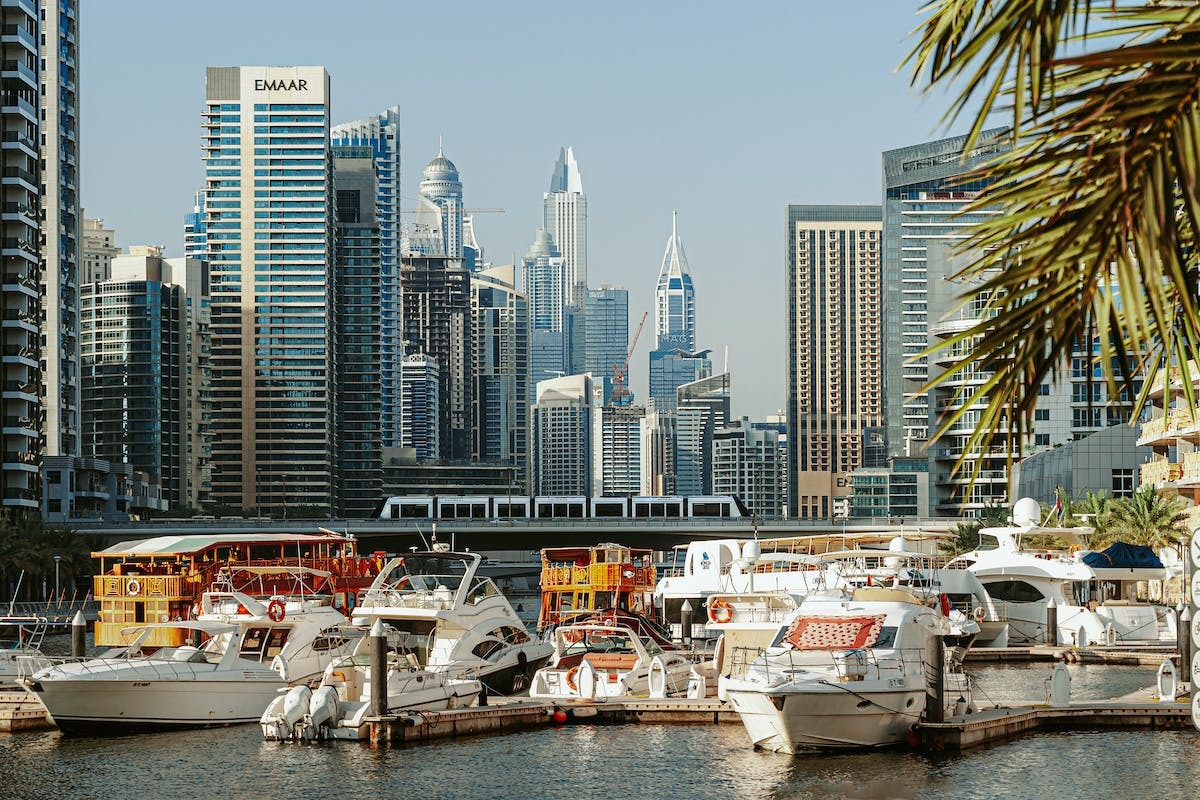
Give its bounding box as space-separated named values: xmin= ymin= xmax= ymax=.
xmin=349 ymin=549 xmax=552 ymax=694
xmin=24 ymin=590 xmax=354 ymax=734
xmin=949 ymin=523 xmax=1176 ymax=645
xmin=261 ymin=621 xmax=482 ymax=742
xmin=0 ymin=616 xmax=50 ymax=684
xmin=723 ymin=587 xmax=978 ymax=753
xmin=529 ymin=622 xmax=693 ymax=700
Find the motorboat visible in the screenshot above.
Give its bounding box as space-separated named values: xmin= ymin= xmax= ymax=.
xmin=949 ymin=524 xmax=1176 ymax=646
xmin=24 ymin=590 xmax=355 ymax=734
xmin=349 ymin=549 xmax=552 ymax=694
xmin=529 ymin=622 xmax=694 ymax=700
xmin=723 ymin=587 xmax=978 ymax=753
xmin=0 ymin=616 xmax=51 ymax=684
xmin=261 ymin=621 xmax=482 ymax=742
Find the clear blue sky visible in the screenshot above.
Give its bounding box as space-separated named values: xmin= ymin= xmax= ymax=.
xmin=82 ymin=1 xmax=960 ymax=420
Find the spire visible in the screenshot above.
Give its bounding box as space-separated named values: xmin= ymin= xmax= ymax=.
xmin=438 ymin=135 xmax=444 ymax=158
xmin=548 ymin=146 xmax=584 ymax=194
xmin=672 ymin=209 xmax=677 ymax=240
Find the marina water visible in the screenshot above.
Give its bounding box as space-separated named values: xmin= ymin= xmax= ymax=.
xmin=3 ymin=664 xmax=1197 ymax=799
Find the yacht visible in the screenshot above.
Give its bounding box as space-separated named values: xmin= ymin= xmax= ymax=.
xmin=261 ymin=621 xmax=482 ymax=742
xmin=24 ymin=590 xmax=354 ymax=734
xmin=529 ymin=622 xmax=694 ymax=700
xmin=949 ymin=523 xmax=1175 ymax=646
xmin=348 ymin=549 xmax=552 ymax=694
xmin=723 ymin=587 xmax=978 ymax=753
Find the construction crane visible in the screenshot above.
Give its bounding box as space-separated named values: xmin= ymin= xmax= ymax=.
xmin=611 ymin=311 xmax=649 ymax=406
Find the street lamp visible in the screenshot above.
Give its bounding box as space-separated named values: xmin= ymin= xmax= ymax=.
xmin=53 ymin=555 xmax=62 ymax=601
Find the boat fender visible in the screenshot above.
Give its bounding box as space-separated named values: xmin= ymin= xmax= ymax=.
xmin=939 ymin=594 xmax=952 ymax=616
xmin=1104 ymin=622 xmax=1116 ymax=647
xmin=709 ymin=599 xmax=733 ymax=624
xmin=268 ymin=599 xmax=286 ymax=623
xmin=972 ymin=606 xmax=985 ymax=623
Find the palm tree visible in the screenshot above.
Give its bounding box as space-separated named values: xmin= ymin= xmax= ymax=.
xmin=1104 ymin=486 xmax=1190 ymax=550
xmin=904 ymin=4 xmax=1200 ymax=465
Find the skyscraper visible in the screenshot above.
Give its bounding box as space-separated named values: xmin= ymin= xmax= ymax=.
xmin=649 ymin=212 xmax=706 ymax=415
xmin=183 ymin=191 xmax=207 ymax=260
xmin=882 ymin=129 xmax=1009 ymax=459
xmin=332 ymin=145 xmax=383 ymax=517
xmin=675 ymin=372 xmax=731 ymax=496
xmin=582 ymin=286 xmax=629 ymax=404
xmin=786 ymin=205 xmax=883 ymax=520
xmin=598 ymin=404 xmax=644 ymax=495
xmin=471 ymin=264 xmax=528 ymax=469
xmin=331 ymin=108 xmax=402 ymax=448
xmin=399 ymin=354 xmax=439 ymax=461
xmin=0 ymin=0 xmax=41 ymax=512
xmin=417 ymin=144 xmax=464 ymax=259
xmin=531 ymin=373 xmax=597 ymax=496
xmin=522 ymin=229 xmax=569 ymax=399
xmin=202 ymin=66 xmax=336 ymax=513
xmin=543 ymin=147 xmax=586 ymax=306
xmin=83 ymin=218 xmax=119 ymax=283
xmin=40 ymin=0 xmax=82 ymax=463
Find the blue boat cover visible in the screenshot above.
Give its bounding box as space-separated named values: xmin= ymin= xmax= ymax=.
xmin=1082 ymin=542 xmax=1163 ymax=569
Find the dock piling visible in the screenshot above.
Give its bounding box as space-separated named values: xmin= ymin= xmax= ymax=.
xmin=70 ymin=610 xmax=86 ymax=658
xmin=370 ymin=618 xmax=386 ymax=717
xmin=926 ymin=637 xmax=944 ymax=724
xmin=680 ymin=600 xmax=693 ymax=646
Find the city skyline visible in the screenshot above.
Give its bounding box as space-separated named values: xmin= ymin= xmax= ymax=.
xmin=81 ymin=2 xmax=968 ymax=419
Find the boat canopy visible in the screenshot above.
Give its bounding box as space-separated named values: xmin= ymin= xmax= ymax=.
xmin=1082 ymin=542 xmax=1163 ymax=569
xmin=93 ymin=532 xmax=353 ymax=558
xmin=118 ymin=620 xmax=238 ymax=637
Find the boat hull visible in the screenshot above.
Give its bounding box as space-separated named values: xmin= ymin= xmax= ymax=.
xmin=29 ymin=677 xmax=285 ymax=735
xmin=726 ymin=682 xmax=926 ymax=753
xmin=475 ymin=653 xmax=553 ymax=696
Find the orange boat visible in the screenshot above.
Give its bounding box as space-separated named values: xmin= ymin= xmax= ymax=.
xmin=537 ymin=543 xmax=658 ymax=632
xmin=92 ymin=531 xmax=383 ymax=649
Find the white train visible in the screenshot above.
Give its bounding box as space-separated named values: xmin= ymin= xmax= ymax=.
xmin=376 ymin=494 xmax=749 ymax=522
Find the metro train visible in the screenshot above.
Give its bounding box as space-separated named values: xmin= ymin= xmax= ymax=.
xmin=375 ymin=494 xmax=750 ymax=522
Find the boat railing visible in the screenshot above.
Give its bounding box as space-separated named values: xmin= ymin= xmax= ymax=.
xmin=27 ymin=649 xmax=221 ymax=681
xmin=732 ymin=644 xmax=928 ymax=684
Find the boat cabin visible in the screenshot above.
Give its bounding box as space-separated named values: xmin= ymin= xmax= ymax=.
xmin=538 ymin=543 xmax=658 ymax=632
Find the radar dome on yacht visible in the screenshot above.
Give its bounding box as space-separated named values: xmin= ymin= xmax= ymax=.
xmin=888 ymin=536 xmax=906 ymax=553
xmin=1012 ymin=497 xmax=1040 ymax=527
xmin=742 ymin=540 xmax=761 ymax=560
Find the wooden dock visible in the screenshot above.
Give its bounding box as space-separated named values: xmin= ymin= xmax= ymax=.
xmin=0 ymin=687 xmax=53 ymax=733
xmin=966 ymin=645 xmax=1176 ymax=666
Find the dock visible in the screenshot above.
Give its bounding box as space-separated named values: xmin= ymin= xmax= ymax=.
xmin=0 ymin=687 xmax=53 ymax=733
xmin=361 ymin=695 xmax=1193 ymax=751
xmin=966 ymin=645 xmax=1177 ymax=666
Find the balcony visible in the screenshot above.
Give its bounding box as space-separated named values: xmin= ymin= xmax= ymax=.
xmin=1181 ymin=451 xmax=1200 ymax=486
xmin=1139 ymin=416 xmax=1168 ymax=445
xmin=1141 ymin=458 xmax=1182 ymax=487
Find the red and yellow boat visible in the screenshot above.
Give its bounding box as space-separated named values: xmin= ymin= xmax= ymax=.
xmin=537 ymin=543 xmax=658 ymax=633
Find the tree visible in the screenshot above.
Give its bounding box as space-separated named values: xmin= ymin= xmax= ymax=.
xmin=905 ymin=4 xmax=1200 ymax=466
xmin=1103 ymin=485 xmax=1190 ymax=550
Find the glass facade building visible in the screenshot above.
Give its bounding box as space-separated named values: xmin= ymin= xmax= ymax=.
xmin=543 ymin=147 xmax=586 ymax=307
xmin=471 ymin=264 xmax=528 ymax=472
xmin=202 ymin=66 xmax=335 ymax=513
xmin=582 ymin=286 xmax=628 ymax=404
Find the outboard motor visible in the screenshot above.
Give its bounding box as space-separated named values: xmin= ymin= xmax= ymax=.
xmin=307 ymin=685 xmax=340 ymax=740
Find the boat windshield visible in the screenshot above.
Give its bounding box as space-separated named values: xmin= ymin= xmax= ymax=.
xmin=391 ymin=555 xmax=470 ymax=594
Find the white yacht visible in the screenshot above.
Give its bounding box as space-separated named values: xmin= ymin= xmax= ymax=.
xmin=261 ymin=622 xmax=482 ymax=742
xmin=348 ymin=550 xmax=552 ymax=694
xmin=0 ymin=616 xmax=50 ymax=684
xmin=529 ymin=622 xmax=694 ymax=700
xmin=724 ymin=587 xmax=978 ymax=753
xmin=949 ymin=520 xmax=1175 ymax=646
xmin=25 ymin=590 xmax=354 ymax=734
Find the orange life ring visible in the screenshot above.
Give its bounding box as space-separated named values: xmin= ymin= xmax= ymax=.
xmin=566 ymin=666 xmax=579 ymax=691
xmin=709 ymin=599 xmax=733 ymax=624
xmin=267 ymin=599 xmax=286 ymax=623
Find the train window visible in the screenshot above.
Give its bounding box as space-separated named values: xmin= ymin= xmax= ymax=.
xmin=665 ymin=503 xmax=681 ymax=517
xmin=472 ymin=504 xmax=486 ymax=519
xmin=691 ymin=502 xmax=726 ymax=517
xmin=537 ymin=504 xmax=553 ymax=519
xmin=594 ymin=503 xmax=623 ymax=517
xmin=568 ymin=503 xmax=583 ymax=518
xmin=400 ymin=504 xmax=429 ymax=519
xmin=387 ymin=502 xmax=399 ymax=519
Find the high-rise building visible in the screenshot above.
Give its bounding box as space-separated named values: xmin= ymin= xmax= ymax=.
xmin=332 ymin=145 xmax=383 ymax=517
xmin=582 ymin=286 xmax=628 ymax=404
xmin=416 ymin=144 xmax=464 ymax=259
xmin=471 ymin=264 xmax=528 ymax=470
xmin=331 ymin=107 xmax=402 ymax=449
xmin=713 ymin=417 xmax=784 ymax=519
xmin=543 ymin=147 xmax=586 ymax=306
xmin=785 ymin=205 xmax=884 ymax=519
xmin=523 ymin=228 xmax=569 ymax=399
xmin=400 ymin=253 xmax=472 ymax=460
xmin=183 ymin=190 xmax=207 ymax=260
xmin=675 ymin=372 xmax=730 ymax=496
xmin=882 ymin=129 xmax=1010 ymax=459
xmin=531 ymin=373 xmax=597 ymax=495
xmin=398 ymin=354 xmax=440 ymax=461
xmin=597 ymin=404 xmax=644 ymax=495
xmin=649 ymin=212 xmax=704 ymax=414
xmin=80 ymin=249 xmax=209 ymax=509
xmin=202 ymin=66 xmax=336 ymax=513
xmin=40 ymin=0 xmax=82 ymax=464
xmin=0 ymin=0 xmax=42 ymax=512
xmin=83 ymin=218 xmax=119 ymax=283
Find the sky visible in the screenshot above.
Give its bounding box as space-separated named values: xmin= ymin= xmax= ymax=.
xmin=82 ymin=1 xmax=964 ymax=420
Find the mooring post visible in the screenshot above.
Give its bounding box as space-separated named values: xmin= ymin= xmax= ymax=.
xmin=1046 ymin=600 xmax=1058 ymax=646
xmin=370 ymin=618 xmax=387 ymax=718
xmin=680 ymin=599 xmax=693 ymax=646
xmin=70 ymin=610 xmax=86 ymax=658
xmin=1181 ymin=606 xmax=1192 ymax=685
xmin=926 ymin=636 xmax=945 ymax=724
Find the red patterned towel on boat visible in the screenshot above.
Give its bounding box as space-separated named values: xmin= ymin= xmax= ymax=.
xmin=784 ymin=615 xmax=886 ymax=650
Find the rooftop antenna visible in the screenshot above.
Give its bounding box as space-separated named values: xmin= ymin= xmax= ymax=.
xmin=437 ymin=134 xmax=444 ymax=157
xmin=723 ymin=345 xmax=729 ymax=375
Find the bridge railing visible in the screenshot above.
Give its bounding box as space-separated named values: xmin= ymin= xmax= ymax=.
xmin=3 ymin=599 xmax=99 ymax=624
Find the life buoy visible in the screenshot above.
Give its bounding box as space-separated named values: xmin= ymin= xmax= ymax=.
xmin=127 ymin=579 xmax=141 ymax=596
xmin=268 ymin=599 xmax=286 ymax=623
xmin=566 ymin=666 xmax=579 ymax=691
xmin=709 ymin=599 xmax=733 ymax=624
xmin=972 ymin=606 xmax=986 ymax=623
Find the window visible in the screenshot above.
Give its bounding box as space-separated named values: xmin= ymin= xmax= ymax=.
xmin=1112 ymin=468 xmax=1134 ymax=498
xmin=985 ymin=579 xmax=1045 ymax=603
xmin=1034 ymin=409 xmax=1050 ymax=421
xmin=1034 ymin=434 xmax=1050 ymax=447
